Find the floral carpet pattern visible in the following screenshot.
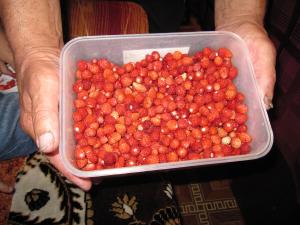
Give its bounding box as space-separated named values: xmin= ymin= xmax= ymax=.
xmin=7 ymin=153 xmax=93 ymax=225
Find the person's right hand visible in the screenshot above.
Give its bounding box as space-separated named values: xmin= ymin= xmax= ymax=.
xmin=16 ymin=48 xmax=92 ymax=191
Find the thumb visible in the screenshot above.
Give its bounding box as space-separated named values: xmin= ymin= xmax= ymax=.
xmin=255 ymin=69 xmax=276 ymax=110
xmin=32 ymin=73 xmax=59 ymax=153
xmin=252 ymin=48 xmax=276 ymax=110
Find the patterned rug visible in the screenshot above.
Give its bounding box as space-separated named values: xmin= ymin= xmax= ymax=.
xmin=6 ymin=153 xmax=182 ymax=225
xmin=174 ymin=180 xmax=244 ymax=225
xmin=7 ymin=153 xmax=94 ymax=225
xmin=91 ymin=174 xmax=182 ymax=225
xmin=4 ymin=152 xmax=244 ymax=225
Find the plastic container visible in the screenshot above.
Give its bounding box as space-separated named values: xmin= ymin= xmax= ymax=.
xmin=59 ymin=31 xmax=273 ymax=178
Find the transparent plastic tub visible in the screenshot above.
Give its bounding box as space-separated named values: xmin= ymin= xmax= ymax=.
xmin=59 ymin=31 xmax=273 ymax=178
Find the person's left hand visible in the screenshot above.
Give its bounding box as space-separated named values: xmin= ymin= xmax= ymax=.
xmin=217 ymin=22 xmax=276 ymax=109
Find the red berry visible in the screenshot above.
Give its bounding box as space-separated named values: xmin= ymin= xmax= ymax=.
xmin=176 ymin=147 xmax=188 ymax=159
xmin=103 ymin=152 xmax=117 ymax=166
xmin=77 ymin=60 xmax=87 ymax=71
xmin=166 ymin=152 xmax=179 ymax=162
xmin=145 ymin=155 xmax=160 ymax=164
xmin=76 ymin=159 xmax=88 ymax=169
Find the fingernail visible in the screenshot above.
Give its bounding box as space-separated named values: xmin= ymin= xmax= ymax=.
xmin=6 ymin=63 xmax=16 ymax=73
xmin=263 ymin=96 xmax=273 ymax=110
xmin=37 ymin=132 xmax=54 ymax=153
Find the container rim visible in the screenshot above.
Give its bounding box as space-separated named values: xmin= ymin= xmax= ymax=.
xmin=61 ymin=150 xmax=274 ymax=178
xmin=61 ymin=31 xmax=247 ymax=58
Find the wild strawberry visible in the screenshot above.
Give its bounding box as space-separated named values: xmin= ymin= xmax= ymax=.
xmin=103 ymin=152 xmax=117 ymax=166
xmin=231 ymin=137 xmax=242 ymax=149
xmin=176 ymin=147 xmax=188 ymax=159
xmin=240 ymin=143 xmax=251 ymax=154
xmin=76 ymin=159 xmax=88 ymax=169
xmin=86 ymin=151 xmax=98 ymax=164
xmin=214 ymin=56 xmax=223 ymax=66
xmin=236 ymin=103 xmax=248 ymax=114
xmin=238 ymin=132 xmax=252 ymax=143
xmin=225 ymin=89 xmax=237 ymax=100
xmin=188 ymin=152 xmax=201 ymax=160
xmin=145 ymin=155 xmax=160 ymax=164
xmin=74 ymin=122 xmax=85 ymax=133
xmin=159 ymin=154 xmax=167 ymax=163
xmin=75 ymin=147 xmax=86 ymax=159
xmin=218 ymin=48 xmax=232 ymax=58
xmin=166 ymin=152 xmax=179 ymax=162
xmin=229 ymin=66 xmax=238 ymax=79
xmin=77 ymin=60 xmax=87 ymax=71
xmin=81 ymin=70 xmax=93 ymax=79
xmin=235 ymin=113 xmax=248 ymax=124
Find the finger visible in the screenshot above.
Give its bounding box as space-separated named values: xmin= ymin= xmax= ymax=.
xmin=0 ymin=26 xmax=15 ymax=67
xmin=0 ymin=180 xmax=14 ymax=194
xmin=254 ymin=54 xmax=276 ymax=97
xmin=247 ymin=38 xmax=276 ymax=110
xmin=47 ymin=151 xmax=92 ymax=191
xmin=253 ymin=51 xmax=276 ymax=109
xmin=31 ymin=71 xmax=59 ymax=153
xmin=0 ymin=61 xmax=14 ymax=76
xmin=264 ymin=96 xmax=274 ymax=110
xmin=256 ymin=74 xmax=276 ymax=110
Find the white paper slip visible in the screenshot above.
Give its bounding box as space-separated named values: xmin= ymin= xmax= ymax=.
xmin=123 ymin=47 xmax=190 ymax=63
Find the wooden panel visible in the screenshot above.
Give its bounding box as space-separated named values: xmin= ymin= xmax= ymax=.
xmin=66 ymin=0 xmax=149 ymax=38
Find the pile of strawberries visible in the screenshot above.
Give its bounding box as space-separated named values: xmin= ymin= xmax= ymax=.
xmin=72 ymin=48 xmax=252 ymax=171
